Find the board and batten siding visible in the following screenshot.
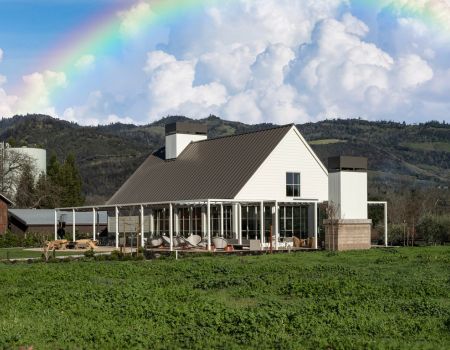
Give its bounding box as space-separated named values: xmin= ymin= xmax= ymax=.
xmin=234 ymin=126 xmax=328 ymax=202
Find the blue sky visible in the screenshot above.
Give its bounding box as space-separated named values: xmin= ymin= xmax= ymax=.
xmin=0 ymin=0 xmax=449 ymax=125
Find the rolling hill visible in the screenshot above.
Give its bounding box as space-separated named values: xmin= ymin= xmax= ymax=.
xmin=0 ymin=114 xmax=448 ymax=204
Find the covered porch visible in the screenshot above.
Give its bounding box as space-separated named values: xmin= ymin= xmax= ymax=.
xmin=54 ymin=199 xmax=320 ymax=251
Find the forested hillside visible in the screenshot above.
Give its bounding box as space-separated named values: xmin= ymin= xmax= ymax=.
xmin=0 ymin=114 xmax=448 ymax=204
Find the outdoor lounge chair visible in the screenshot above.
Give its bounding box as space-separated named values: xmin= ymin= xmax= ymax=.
xmin=147 ymin=237 xmax=163 ymax=248
xmin=212 ymin=237 xmax=228 ymax=250
xmin=161 ymin=235 xmax=179 ymax=248
xmin=185 ymin=234 xmax=202 ymax=247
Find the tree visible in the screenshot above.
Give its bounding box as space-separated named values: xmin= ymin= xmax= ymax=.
xmin=0 ymin=147 xmax=35 ymax=198
xmin=46 ymin=153 xmax=84 ymax=207
xmin=14 ymin=162 xmax=36 ymax=207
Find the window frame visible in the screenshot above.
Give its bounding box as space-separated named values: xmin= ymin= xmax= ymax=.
xmin=285 ymin=171 xmax=301 ymax=197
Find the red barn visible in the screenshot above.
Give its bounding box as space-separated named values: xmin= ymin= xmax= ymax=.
xmin=0 ymin=194 xmax=14 ymax=235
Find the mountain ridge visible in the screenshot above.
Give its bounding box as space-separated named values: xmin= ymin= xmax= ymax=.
xmin=1 ymin=114 xmax=448 ymax=204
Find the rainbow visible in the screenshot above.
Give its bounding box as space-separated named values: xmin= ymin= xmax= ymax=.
xmin=16 ymin=0 xmax=450 ymax=116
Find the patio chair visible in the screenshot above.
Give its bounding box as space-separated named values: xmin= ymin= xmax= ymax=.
xmin=212 ymin=236 xmax=228 ymax=250
xmin=147 ymin=237 xmax=163 ymax=248
xmin=161 ymin=235 xmax=179 ymax=248
xmin=185 ymin=234 xmax=202 ymax=247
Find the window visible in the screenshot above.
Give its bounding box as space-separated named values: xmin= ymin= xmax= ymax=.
xmin=286 ymin=172 xmax=300 ymax=197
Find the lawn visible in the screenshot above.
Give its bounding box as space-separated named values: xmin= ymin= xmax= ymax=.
xmin=0 ymin=247 xmax=449 ymax=349
xmin=0 ymin=247 xmax=83 ymax=260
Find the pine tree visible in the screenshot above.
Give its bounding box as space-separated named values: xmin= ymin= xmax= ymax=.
xmin=14 ymin=162 xmax=36 ymax=208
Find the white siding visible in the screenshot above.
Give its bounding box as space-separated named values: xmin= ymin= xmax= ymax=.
xmin=328 ymin=171 xmax=367 ymax=219
xmin=235 ymin=127 xmax=328 ymax=201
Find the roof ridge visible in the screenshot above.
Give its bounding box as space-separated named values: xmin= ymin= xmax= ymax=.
xmin=194 ymin=123 xmax=294 ymax=144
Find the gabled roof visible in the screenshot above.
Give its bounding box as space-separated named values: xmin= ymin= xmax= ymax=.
xmin=0 ymin=193 xmax=14 ymax=206
xmin=107 ymin=124 xmax=293 ymax=204
xmin=8 ymin=209 xmax=108 ymax=226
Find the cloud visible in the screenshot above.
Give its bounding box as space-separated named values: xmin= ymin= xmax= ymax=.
xmin=118 ymin=1 xmax=153 ymax=37
xmin=0 ymin=48 xmax=18 ymax=117
xmin=62 ymin=90 xmax=138 ymax=125
xmin=5 ymin=0 xmax=450 ymax=124
xmin=16 ymin=70 xmax=67 ymax=116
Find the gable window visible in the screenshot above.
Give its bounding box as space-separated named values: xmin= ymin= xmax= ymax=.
xmin=286 ymin=172 xmax=300 ymax=197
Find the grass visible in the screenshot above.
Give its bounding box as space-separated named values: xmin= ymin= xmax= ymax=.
xmin=402 ymin=142 xmax=450 ymax=152
xmin=309 ymin=139 xmax=347 ymax=145
xmin=0 ymin=247 xmax=449 ymax=349
xmin=0 ymin=247 xmax=84 ymax=260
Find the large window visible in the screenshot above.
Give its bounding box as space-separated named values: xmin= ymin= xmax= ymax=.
xmin=286 ymin=172 xmax=300 ymax=197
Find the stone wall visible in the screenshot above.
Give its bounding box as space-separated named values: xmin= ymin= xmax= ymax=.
xmin=324 ymin=219 xmax=372 ymax=251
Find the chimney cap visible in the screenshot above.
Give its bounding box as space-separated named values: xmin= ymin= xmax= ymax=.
xmin=328 ymin=156 xmax=367 ymax=172
xmin=165 ymin=122 xmax=207 ymax=136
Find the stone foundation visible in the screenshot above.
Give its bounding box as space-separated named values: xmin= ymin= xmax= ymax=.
xmin=324 ymin=219 xmax=372 ymax=251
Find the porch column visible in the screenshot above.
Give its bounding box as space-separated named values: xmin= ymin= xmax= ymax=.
xmin=384 ymin=202 xmax=388 ymax=247
xmin=169 ymin=203 xmax=173 ymax=251
xmin=54 ymin=210 xmax=58 ymax=240
xmin=274 ymin=201 xmax=279 ymax=250
xmin=149 ymin=208 xmax=154 ymax=237
xmin=140 ymin=205 xmax=145 ymax=248
xmin=72 ymin=209 xmax=76 ymax=242
xmin=92 ymin=208 xmax=96 ymax=241
xmin=220 ymin=203 xmax=224 ymax=237
xmin=201 ymin=206 xmax=207 ymax=238
xmin=260 ymin=201 xmax=264 ymax=245
xmin=174 ymin=207 xmax=179 ymax=235
xmin=189 ymin=207 xmax=192 ymax=234
xmin=238 ymin=204 xmax=242 ymax=245
xmin=313 ymin=202 xmax=318 ymax=249
xmin=115 ymin=206 xmax=119 ymax=249
xmin=232 ymin=204 xmax=238 ymax=240
xmin=207 ymin=200 xmax=211 ymax=251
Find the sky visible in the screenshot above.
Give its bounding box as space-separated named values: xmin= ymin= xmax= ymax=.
xmin=0 ymin=0 xmax=450 ymax=125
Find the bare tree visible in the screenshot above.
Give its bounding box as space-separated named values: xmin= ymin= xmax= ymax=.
xmin=0 ymin=146 xmax=36 ymax=199
xmin=325 ymin=201 xmax=339 ymax=251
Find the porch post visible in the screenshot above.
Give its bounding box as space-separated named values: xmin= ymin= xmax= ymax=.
xmin=149 ymin=208 xmax=154 ymax=237
xmin=54 ymin=210 xmax=58 ymax=240
xmin=384 ymin=202 xmax=388 ymax=247
xmin=72 ymin=209 xmax=76 ymax=242
xmin=313 ymin=202 xmax=318 ymax=249
xmin=207 ymin=200 xmax=211 ymax=251
xmin=274 ymin=201 xmax=279 ymax=250
xmin=169 ymin=203 xmax=173 ymax=251
xmin=92 ymin=208 xmax=96 ymax=241
xmin=115 ymin=206 xmax=119 ymax=249
xmin=174 ymin=206 xmax=179 ymax=235
xmin=201 ymin=207 xmax=207 ymax=238
xmin=140 ymin=205 xmax=145 ymax=248
xmin=260 ymin=201 xmax=264 ymax=245
xmin=232 ymin=204 xmax=238 ymax=239
xmin=220 ymin=203 xmax=224 ymax=238
xmin=238 ymin=203 xmax=242 ymax=245
xmin=189 ymin=207 xmax=192 ymax=234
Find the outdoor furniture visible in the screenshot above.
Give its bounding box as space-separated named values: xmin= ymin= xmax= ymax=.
xmin=212 ymin=237 xmax=228 ymax=249
xmin=161 ymin=235 xmax=179 ymax=248
xmin=147 ymin=237 xmax=163 ymax=248
xmin=186 ymin=234 xmax=202 ymax=247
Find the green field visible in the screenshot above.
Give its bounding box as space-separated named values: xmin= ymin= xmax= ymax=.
xmin=1 ymin=247 xmax=449 ymax=349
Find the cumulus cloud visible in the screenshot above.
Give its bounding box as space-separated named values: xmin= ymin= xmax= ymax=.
xmin=5 ymin=0 xmax=450 ymax=124
xmin=15 ymin=70 xmax=67 ymax=116
xmin=0 ymin=48 xmax=18 ymax=117
xmin=62 ymin=90 xmax=137 ymax=125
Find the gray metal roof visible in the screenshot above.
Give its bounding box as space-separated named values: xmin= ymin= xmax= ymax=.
xmin=107 ymin=124 xmax=293 ymax=205
xmin=9 ymin=209 xmax=108 ymax=226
